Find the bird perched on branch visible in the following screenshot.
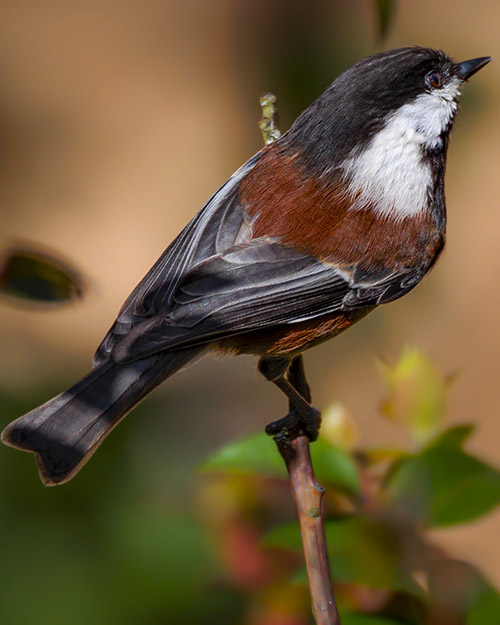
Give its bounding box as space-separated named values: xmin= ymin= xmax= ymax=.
xmin=2 ymin=47 xmax=491 ymax=485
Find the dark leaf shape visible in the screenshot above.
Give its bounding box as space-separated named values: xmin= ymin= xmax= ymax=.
xmin=375 ymin=0 xmax=397 ymax=40
xmin=0 ymin=244 xmax=86 ymax=306
xmin=386 ymin=444 xmax=500 ymax=527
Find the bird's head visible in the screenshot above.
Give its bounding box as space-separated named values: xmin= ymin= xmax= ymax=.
xmin=285 ymin=47 xmax=491 ymax=221
xmin=289 ymin=47 xmax=491 ymax=160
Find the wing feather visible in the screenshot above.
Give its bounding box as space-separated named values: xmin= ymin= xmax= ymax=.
xmin=110 ymin=236 xmax=427 ymax=363
xmin=111 ymin=241 xmax=351 ymax=362
xmin=93 ymin=152 xmax=263 ymax=365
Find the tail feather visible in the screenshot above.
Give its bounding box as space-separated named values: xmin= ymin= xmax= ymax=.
xmin=1 ymin=348 xmax=202 ymax=485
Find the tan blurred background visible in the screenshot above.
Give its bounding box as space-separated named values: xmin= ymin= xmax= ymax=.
xmin=1 ymin=0 xmax=499 ymax=592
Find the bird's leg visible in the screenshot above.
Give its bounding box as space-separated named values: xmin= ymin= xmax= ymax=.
xmin=287 ymin=354 xmax=312 ymax=403
xmin=285 ymin=355 xmax=321 ymax=440
xmin=259 ymin=355 xmax=321 ymax=442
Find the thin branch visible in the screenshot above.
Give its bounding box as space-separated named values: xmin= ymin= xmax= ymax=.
xmin=259 ymin=94 xmax=340 ymax=624
xmin=275 ymin=435 xmax=340 ymax=625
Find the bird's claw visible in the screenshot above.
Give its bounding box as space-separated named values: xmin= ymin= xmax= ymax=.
xmin=265 ymin=407 xmax=321 ymax=442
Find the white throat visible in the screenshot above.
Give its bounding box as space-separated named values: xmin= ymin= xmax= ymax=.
xmin=342 ymin=77 xmax=461 ymax=221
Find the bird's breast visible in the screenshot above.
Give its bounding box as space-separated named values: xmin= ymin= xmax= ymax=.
xmin=239 ymin=146 xmax=445 ymax=275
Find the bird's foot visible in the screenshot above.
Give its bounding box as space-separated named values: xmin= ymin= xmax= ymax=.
xmin=265 ymin=406 xmax=321 ymax=442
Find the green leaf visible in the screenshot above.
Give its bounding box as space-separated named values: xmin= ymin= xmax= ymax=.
xmin=386 ymin=444 xmax=500 ymax=527
xmin=467 ymin=583 xmax=500 ymax=625
xmin=0 ymin=244 xmax=86 ymax=305
xmin=341 ymin=615 xmax=406 ymax=625
xmin=429 ymin=424 xmax=475 ymax=449
xmin=200 ymin=431 xmax=360 ymax=494
xmin=374 ymin=0 xmax=397 ymax=40
xmin=200 ymin=431 xmax=287 ymax=478
xmin=264 ymin=516 xmax=424 ymax=598
xmin=311 ymin=436 xmax=360 ymax=493
xmin=378 ymin=347 xmax=449 ymax=445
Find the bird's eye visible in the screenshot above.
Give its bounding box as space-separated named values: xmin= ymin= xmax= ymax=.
xmin=426 ymin=72 xmax=442 ymax=89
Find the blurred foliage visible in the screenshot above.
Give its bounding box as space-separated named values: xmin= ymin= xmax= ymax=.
xmin=201 ymin=432 xmax=359 ymax=494
xmin=0 ymin=242 xmax=86 ymax=307
xmin=374 ymin=0 xmax=398 ymax=41
xmin=0 ymin=387 xmax=245 ymax=625
xmin=4 ymin=348 xmax=497 ymax=624
xmin=204 ymin=347 xmax=500 ymax=624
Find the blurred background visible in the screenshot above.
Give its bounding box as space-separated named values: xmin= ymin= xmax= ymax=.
xmin=1 ymin=1 xmax=499 ymax=623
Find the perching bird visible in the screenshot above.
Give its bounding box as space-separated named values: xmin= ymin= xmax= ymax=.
xmin=2 ymin=47 xmax=491 ymax=485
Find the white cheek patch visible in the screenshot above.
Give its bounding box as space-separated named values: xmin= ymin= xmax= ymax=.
xmin=342 ymin=77 xmax=461 ymax=221
xmin=399 ymin=77 xmax=461 ymax=149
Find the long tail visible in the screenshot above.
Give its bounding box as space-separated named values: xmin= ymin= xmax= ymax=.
xmin=1 ymin=348 xmax=202 ymax=486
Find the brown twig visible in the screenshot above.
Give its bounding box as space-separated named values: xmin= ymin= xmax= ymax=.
xmin=275 ymin=435 xmax=340 ymax=625
xmin=259 ymin=93 xmax=340 ymax=624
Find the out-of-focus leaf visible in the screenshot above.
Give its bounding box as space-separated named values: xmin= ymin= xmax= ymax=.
xmin=263 ymin=516 xmax=424 ymax=598
xmin=386 ymin=444 xmax=500 ymax=527
xmin=364 ymin=448 xmax=407 ymax=466
xmin=374 ymin=0 xmax=397 ymax=40
xmin=0 ymin=244 xmax=86 ymax=306
xmin=312 ymin=436 xmax=360 ymax=493
xmin=467 ymin=582 xmax=500 ymax=624
xmin=199 ymin=431 xmax=287 ymax=478
xmin=429 ymin=424 xmax=474 ymax=449
xmin=200 ymin=431 xmax=360 ymax=494
xmin=378 ymin=347 xmax=448 ymax=446
xmin=341 ymin=614 xmax=406 ymax=625
xmin=320 ymin=401 xmax=359 ymax=449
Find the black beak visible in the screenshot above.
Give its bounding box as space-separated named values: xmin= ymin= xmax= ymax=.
xmin=457 ymin=56 xmax=492 ymax=80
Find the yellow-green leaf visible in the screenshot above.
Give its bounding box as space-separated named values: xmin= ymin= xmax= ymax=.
xmin=378 ymin=347 xmax=448 ymax=445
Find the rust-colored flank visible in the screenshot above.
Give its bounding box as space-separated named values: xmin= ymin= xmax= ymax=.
xmin=239 ymin=147 xmax=442 ymax=272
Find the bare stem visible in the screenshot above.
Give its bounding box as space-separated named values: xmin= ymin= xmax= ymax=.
xmin=259 ymin=94 xmax=339 ymax=624
xmin=275 ymin=435 xmax=340 ymax=625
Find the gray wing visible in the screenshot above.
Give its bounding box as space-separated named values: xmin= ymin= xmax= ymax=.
xmin=94 ymin=152 xmax=263 ymax=365
xmin=111 ymin=240 xmax=353 ymax=362
xmin=95 ymin=147 xmax=428 ymax=365
xmin=110 ymin=237 xmax=427 ymax=363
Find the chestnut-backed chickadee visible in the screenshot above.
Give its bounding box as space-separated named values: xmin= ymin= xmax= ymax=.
xmin=2 ymin=47 xmax=491 ymax=485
